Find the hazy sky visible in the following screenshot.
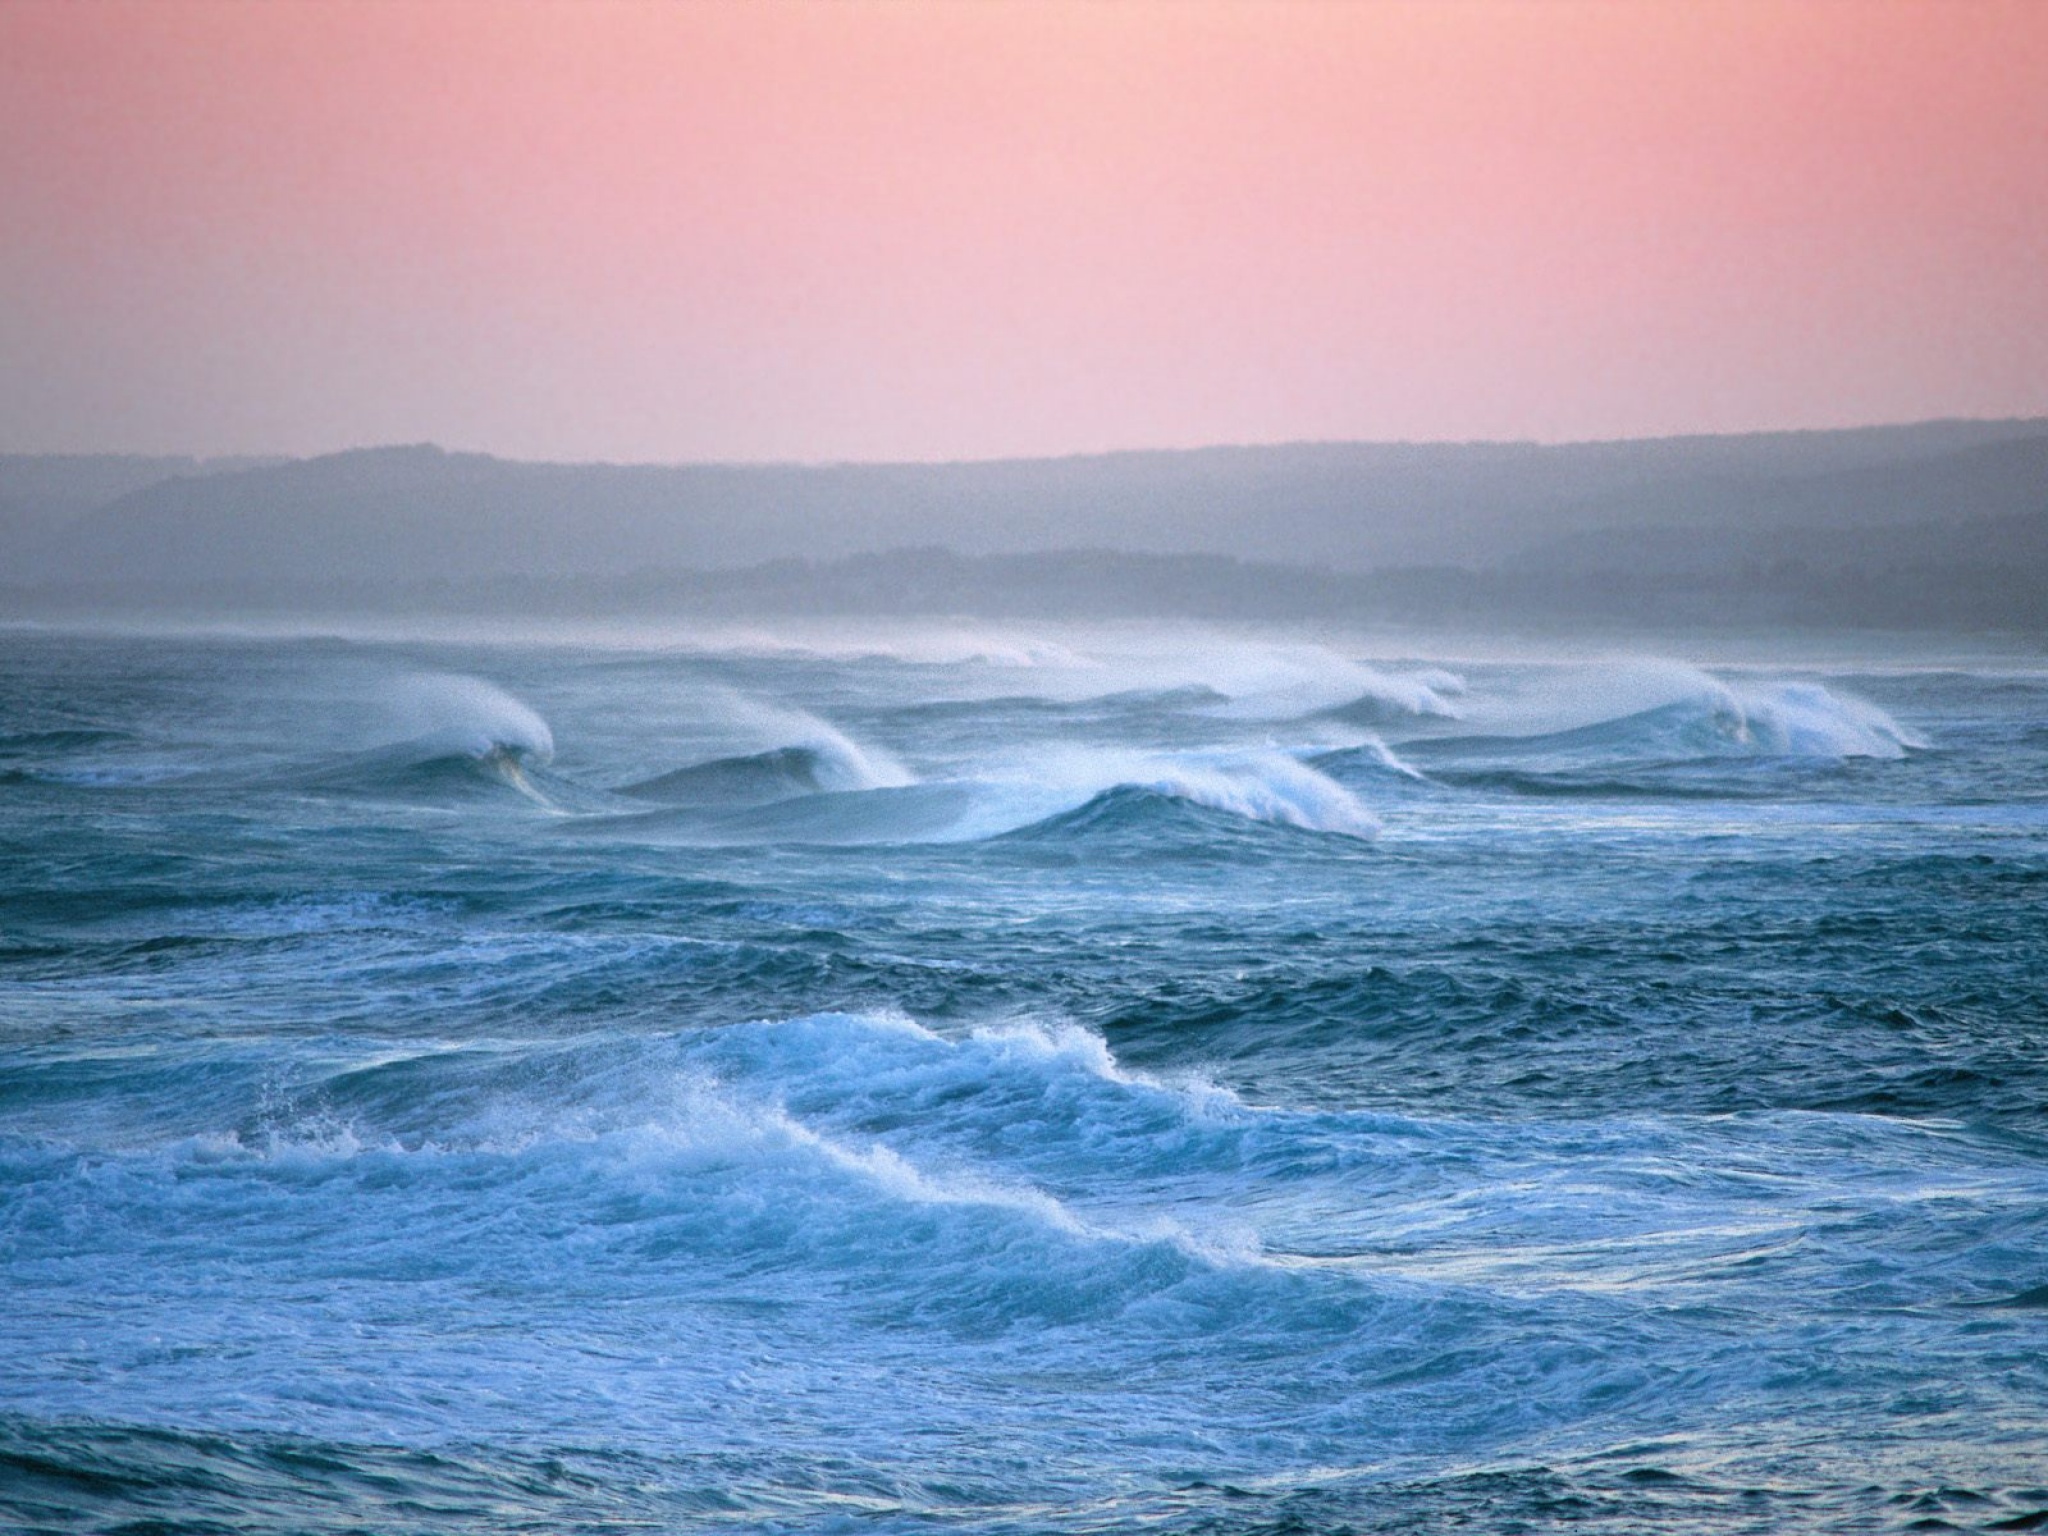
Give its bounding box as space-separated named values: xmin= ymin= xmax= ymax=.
xmin=3 ymin=0 xmax=2045 ymax=463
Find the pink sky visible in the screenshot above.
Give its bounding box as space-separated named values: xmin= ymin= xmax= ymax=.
xmin=3 ymin=0 xmax=2045 ymax=462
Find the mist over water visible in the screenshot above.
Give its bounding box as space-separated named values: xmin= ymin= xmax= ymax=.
xmin=3 ymin=620 xmax=2045 ymax=1534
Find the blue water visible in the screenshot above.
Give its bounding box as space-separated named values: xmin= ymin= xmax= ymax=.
xmin=3 ymin=621 xmax=2045 ymax=1534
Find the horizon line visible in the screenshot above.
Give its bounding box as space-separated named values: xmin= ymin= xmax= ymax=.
xmin=7 ymin=413 xmax=2048 ymax=474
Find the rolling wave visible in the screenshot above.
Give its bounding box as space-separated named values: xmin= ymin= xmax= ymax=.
xmin=617 ymin=739 xmax=891 ymax=808
xmin=955 ymin=748 xmax=1381 ymax=841
xmin=380 ymin=672 xmax=556 ymax=762
xmin=267 ymin=671 xmax=1914 ymax=834
xmin=5 ymin=629 xmax=2042 ymax=1536
xmin=591 ymin=747 xmax=1380 ymax=845
xmin=1412 ymin=672 xmax=1925 ymax=772
xmin=284 ymin=735 xmax=570 ymax=808
xmin=9 ymin=1008 xmax=2040 ymax=1489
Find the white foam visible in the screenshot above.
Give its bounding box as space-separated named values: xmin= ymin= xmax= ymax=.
xmin=1124 ymin=751 xmax=1383 ymax=835
xmin=1722 ymin=678 xmax=1927 ymax=758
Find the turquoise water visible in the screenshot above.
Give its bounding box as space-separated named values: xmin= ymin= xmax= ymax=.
xmin=3 ymin=622 xmax=2045 ymax=1533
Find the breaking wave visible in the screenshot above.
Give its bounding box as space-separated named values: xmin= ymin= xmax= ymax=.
xmin=278 ymin=674 xmax=569 ymax=807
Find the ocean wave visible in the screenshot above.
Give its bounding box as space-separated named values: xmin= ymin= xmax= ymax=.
xmin=1313 ymin=676 xmax=1466 ymax=728
xmin=380 ymin=673 xmax=555 ymax=763
xmin=589 ymin=747 xmax=1379 ymax=846
xmin=961 ymin=748 xmax=1381 ymax=841
xmin=1307 ymin=734 xmax=1432 ymax=783
xmin=1414 ymin=668 xmax=1925 ymax=770
xmin=684 ymin=690 xmax=913 ymax=787
xmin=0 ymin=727 xmax=135 ymax=756
xmin=255 ymin=672 xmax=608 ymax=809
xmin=617 ymin=736 xmax=901 ymax=809
xmin=1198 ymin=650 xmax=1466 ymax=723
xmin=284 ymin=736 xmax=568 ymax=808
xmin=7 ymin=1007 xmax=2045 ymax=1498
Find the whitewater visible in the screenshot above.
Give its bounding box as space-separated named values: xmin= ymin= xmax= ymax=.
xmin=2 ymin=622 xmax=2045 ymax=1534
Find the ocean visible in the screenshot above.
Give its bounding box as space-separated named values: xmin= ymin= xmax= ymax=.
xmin=2 ymin=619 xmax=2044 ymax=1534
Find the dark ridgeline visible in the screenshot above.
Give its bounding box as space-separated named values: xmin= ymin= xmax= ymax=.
xmin=4 ymin=419 xmax=2045 ymax=631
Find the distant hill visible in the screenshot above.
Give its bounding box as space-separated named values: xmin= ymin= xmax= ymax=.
xmin=0 ymin=453 xmax=284 ymax=579
xmin=4 ymin=421 xmax=2045 ymax=631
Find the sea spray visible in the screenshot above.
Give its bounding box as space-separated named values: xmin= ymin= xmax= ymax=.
xmin=381 ymin=672 xmax=556 ymax=761
xmin=690 ymin=685 xmax=914 ymax=790
xmin=1414 ymin=661 xmax=1926 ymax=764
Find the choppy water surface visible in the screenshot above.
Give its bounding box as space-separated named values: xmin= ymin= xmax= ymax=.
xmin=3 ymin=621 xmax=2045 ymax=1534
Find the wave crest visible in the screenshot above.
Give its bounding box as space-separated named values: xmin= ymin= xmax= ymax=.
xmin=977 ymin=749 xmax=1380 ymax=840
xmin=1423 ymin=666 xmax=1925 ymax=768
xmin=384 ymin=673 xmax=554 ymax=763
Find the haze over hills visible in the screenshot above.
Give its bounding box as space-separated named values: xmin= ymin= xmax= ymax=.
xmin=4 ymin=419 xmax=2045 ymax=632
xmin=0 ymin=453 xmax=287 ymax=576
